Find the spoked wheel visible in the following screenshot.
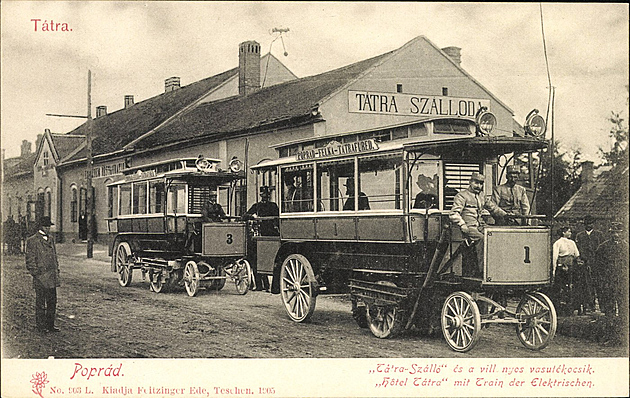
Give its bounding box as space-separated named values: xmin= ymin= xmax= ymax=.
xmin=114 ymin=242 xmax=133 ymax=287
xmin=366 ymin=304 xmax=403 ymax=338
xmin=183 ymin=260 xmax=201 ymax=297
xmin=516 ymin=292 xmax=557 ymax=350
xmin=351 ymin=296 xmax=368 ymax=329
xmin=441 ymin=291 xmax=482 ymax=352
xmin=280 ymin=254 xmax=317 ymax=323
xmin=233 ymin=259 xmax=252 ymax=295
xmin=149 ymin=271 xmax=171 ymax=293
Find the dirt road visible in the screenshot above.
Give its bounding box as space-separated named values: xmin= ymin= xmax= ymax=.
xmin=2 ymin=245 xmax=626 ymax=359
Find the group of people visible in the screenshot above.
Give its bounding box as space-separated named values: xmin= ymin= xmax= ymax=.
xmin=552 ymin=218 xmax=627 ymax=318
xmin=3 ymin=215 xmax=29 ymax=255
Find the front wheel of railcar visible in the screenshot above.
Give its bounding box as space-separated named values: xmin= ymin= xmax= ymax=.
xmin=441 ymin=291 xmax=481 ymax=352
xmin=114 ymin=242 xmax=133 ymax=287
xmin=184 ymin=260 xmax=201 ymax=297
xmin=234 ymin=259 xmax=252 ymax=295
xmin=280 ymin=254 xmax=317 ymax=323
xmin=516 ymin=292 xmax=557 ymax=350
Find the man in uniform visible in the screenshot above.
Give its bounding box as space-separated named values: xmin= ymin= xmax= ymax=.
xmin=449 ymin=172 xmax=507 ymax=275
xmin=492 ymin=165 xmax=530 ymax=225
xmin=575 ymin=215 xmax=604 ymax=312
xmin=243 ymin=187 xmax=279 ymax=291
xmin=25 ymin=217 xmax=61 ymax=332
xmin=201 ymin=193 xmax=226 ymax=222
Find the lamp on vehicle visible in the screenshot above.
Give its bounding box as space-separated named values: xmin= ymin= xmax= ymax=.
xmin=228 ymin=157 xmax=244 ymax=173
xmin=524 ymin=109 xmax=547 ymax=138
xmin=475 ymin=107 xmax=497 ymax=136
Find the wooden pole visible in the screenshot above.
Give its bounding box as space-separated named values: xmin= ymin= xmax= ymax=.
xmin=86 ymin=70 xmax=94 ymax=258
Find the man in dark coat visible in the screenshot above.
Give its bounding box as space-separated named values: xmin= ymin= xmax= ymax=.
xmin=243 ymin=187 xmax=279 ymax=291
xmin=575 ymin=215 xmax=604 ymax=312
xmin=25 ymin=217 xmax=61 ymax=332
xmin=594 ymin=222 xmax=628 ymax=319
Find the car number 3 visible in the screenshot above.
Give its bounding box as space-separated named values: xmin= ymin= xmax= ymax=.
xmin=226 ymin=233 xmax=233 ymax=244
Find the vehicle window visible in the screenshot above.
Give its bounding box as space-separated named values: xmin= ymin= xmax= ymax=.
xmin=357 ymin=155 xmax=402 ymax=210
xmin=281 ymin=165 xmax=314 ymax=213
xmin=317 ymin=159 xmax=353 ymax=212
xmin=107 ymin=185 xmax=118 ymax=218
xmin=167 ymin=184 xmax=186 ymax=214
xmin=149 ymin=181 xmax=165 ymax=214
xmin=409 ymin=160 xmax=440 ymax=210
xmin=119 ymin=184 xmax=131 ymax=215
xmin=133 ymin=182 xmax=147 ymax=214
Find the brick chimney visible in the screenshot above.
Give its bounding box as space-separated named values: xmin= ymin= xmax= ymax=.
xmin=96 ymin=106 xmax=107 ymax=118
xmin=581 ymin=161 xmax=594 ymax=192
xmin=442 ymin=46 xmax=462 ymax=66
xmin=165 ymin=77 xmax=181 ymax=92
xmin=239 ymin=41 xmax=261 ymax=96
xmin=20 ymin=140 xmax=32 ymax=157
xmin=124 ymin=95 xmax=134 ymax=108
xmin=36 ymin=134 xmax=43 ymax=150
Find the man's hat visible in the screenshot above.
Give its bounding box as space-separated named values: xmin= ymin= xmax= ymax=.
xmin=470 ymin=172 xmax=485 ymax=182
xmin=260 ymin=186 xmax=271 ymax=195
xmin=507 ymin=165 xmax=520 ymax=174
xmin=583 ymin=215 xmax=595 ymax=224
xmin=344 ymin=177 xmax=355 ymax=187
xmin=40 ymin=216 xmax=54 ymax=227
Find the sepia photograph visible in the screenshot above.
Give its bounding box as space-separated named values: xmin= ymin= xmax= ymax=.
xmin=2 ymin=2 xmax=628 ymax=397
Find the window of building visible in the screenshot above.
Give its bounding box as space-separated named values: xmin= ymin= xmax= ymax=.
xmin=442 ymin=87 xmax=449 ymax=96
xmin=358 ymin=154 xmax=402 ymax=210
xmin=45 ymin=190 xmax=52 ymax=217
xmin=43 ymin=151 xmax=49 ymax=166
xmin=71 ymin=186 xmax=78 ymax=222
xmin=397 ymin=84 xmax=403 ymax=93
xmin=119 ymin=184 xmax=131 ymax=215
xmin=132 ymin=182 xmax=147 ymax=214
xmin=281 ymin=164 xmax=314 ymax=213
xmin=317 ymin=159 xmax=354 ymax=212
xmin=433 ymin=120 xmax=474 ymax=135
xmin=149 ymin=181 xmax=165 ymax=214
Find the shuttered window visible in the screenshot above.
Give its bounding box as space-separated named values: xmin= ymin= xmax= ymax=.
xmin=443 ymin=162 xmax=482 ymax=209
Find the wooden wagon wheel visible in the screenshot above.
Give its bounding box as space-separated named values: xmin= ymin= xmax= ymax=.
xmin=366 ymin=304 xmax=404 ymax=339
xmin=233 ymin=259 xmax=252 ymax=295
xmin=183 ymin=260 xmax=201 ymax=297
xmin=149 ymin=270 xmax=171 ymax=293
xmin=280 ymin=254 xmax=317 ymax=323
xmin=114 ymin=241 xmax=133 ymax=287
xmin=515 ymin=292 xmax=557 ymax=350
xmin=441 ymin=291 xmax=481 ymax=352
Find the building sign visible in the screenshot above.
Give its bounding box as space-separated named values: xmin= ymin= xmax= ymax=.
xmin=348 ymin=90 xmax=490 ymax=118
xmin=296 ymin=139 xmax=379 ymax=161
xmin=127 ymin=169 xmax=157 ymax=181
xmin=84 ymin=161 xmax=127 ymax=179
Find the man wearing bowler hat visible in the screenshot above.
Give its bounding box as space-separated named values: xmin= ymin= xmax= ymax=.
xmin=450 ymin=172 xmax=507 ymax=275
xmin=492 ymin=165 xmax=530 ymax=225
xmin=25 ymin=216 xmax=61 ymax=332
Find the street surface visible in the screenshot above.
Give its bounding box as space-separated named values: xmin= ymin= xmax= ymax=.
xmin=2 ymin=244 xmax=626 ymax=359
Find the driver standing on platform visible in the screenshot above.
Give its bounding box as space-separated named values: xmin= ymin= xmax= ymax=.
xmin=449 ymin=172 xmax=507 ymax=274
xmin=492 ymin=165 xmax=530 ymax=225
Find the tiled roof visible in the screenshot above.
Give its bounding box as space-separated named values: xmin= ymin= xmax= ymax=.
xmin=64 ymin=68 xmax=238 ymax=161
xmin=3 ymin=153 xmax=36 ymax=179
xmin=51 ymin=134 xmax=86 ymax=161
xmin=555 ymin=165 xmax=629 ymax=221
xmin=130 ymin=52 xmax=393 ymax=151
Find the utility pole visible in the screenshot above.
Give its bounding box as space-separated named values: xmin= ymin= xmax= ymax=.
xmin=86 ymin=70 xmax=94 ymax=258
xmin=46 ymin=70 xmax=94 ymax=258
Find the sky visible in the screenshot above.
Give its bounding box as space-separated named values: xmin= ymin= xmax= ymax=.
xmin=1 ymin=2 xmax=628 ymax=162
